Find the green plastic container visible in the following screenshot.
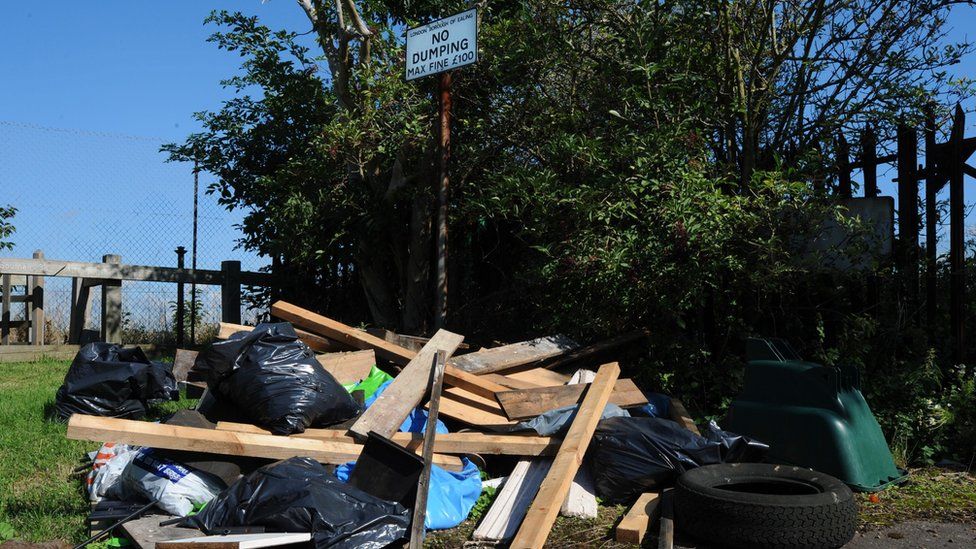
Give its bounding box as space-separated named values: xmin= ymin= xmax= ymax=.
xmin=726 ymin=339 xmax=907 ymax=492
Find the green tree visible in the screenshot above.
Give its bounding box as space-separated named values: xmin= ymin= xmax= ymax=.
xmin=0 ymin=205 xmax=15 ymax=251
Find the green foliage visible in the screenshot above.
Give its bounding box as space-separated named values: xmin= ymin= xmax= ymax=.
xmin=164 ymin=1 xmax=976 ymax=464
xmin=0 ymin=204 xmax=15 ymax=251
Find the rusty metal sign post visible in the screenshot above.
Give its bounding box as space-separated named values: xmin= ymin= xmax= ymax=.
xmin=406 ymin=9 xmax=478 ymax=329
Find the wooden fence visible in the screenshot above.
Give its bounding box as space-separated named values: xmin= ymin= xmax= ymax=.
xmin=0 ymin=251 xmax=272 ymax=347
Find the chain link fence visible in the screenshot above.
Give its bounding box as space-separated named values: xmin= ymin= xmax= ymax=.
xmin=0 ymin=120 xmax=267 ymax=345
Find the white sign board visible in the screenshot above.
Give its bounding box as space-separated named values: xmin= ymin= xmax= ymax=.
xmin=405 ymin=9 xmax=478 ymax=81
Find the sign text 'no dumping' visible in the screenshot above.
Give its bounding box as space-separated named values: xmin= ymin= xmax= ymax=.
xmin=405 ymin=9 xmax=478 ymax=81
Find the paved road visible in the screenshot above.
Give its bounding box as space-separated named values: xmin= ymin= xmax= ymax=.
xmin=668 ymin=520 xmax=976 ymax=548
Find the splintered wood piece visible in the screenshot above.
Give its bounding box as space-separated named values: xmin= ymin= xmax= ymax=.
xmin=450 ymin=335 xmax=578 ymax=374
xmin=616 ymin=492 xmax=661 ymax=544
xmin=215 ymin=422 xmax=560 ymax=456
xmin=509 ymin=362 xmax=620 ymax=549
xmin=669 ymin=398 xmax=700 ymax=435
xmin=271 ymin=301 xmax=414 ymax=364
xmin=348 ymin=329 xmax=464 ymax=440
xmin=495 ymin=378 xmax=646 ymax=420
xmin=409 ymin=351 xmax=447 ymax=548
xmin=314 ymin=349 xmax=375 ymax=385
xmin=66 ymin=414 xmax=465 ymax=471
xmin=217 ymin=322 xmax=348 ymax=353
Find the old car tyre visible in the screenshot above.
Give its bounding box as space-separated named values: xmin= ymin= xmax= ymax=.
xmin=674 ymin=463 xmax=857 ymax=548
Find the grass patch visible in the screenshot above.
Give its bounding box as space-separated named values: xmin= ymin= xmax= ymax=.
xmin=857 ymin=467 xmax=976 ymax=528
xmin=0 ymin=358 xmax=195 ymax=543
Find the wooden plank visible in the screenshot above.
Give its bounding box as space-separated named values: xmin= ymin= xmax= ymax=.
xmin=409 ymin=351 xmax=447 ymax=548
xmin=509 ymin=362 xmax=620 ymax=549
xmin=436 ymin=387 xmax=518 ymax=428
xmin=450 ymin=335 xmax=578 ymax=374
xmin=217 ymin=322 xmax=349 ymax=353
xmin=349 ymin=329 xmax=463 ymax=439
xmin=615 ymin=492 xmax=661 ymax=544
xmin=473 ymin=459 xmax=553 ymax=542
xmin=271 ymin=301 xmax=415 ymax=364
xmin=66 ymin=414 xmax=463 ymax=471
xmin=122 ymin=515 xmax=202 ymax=549
xmin=535 ymin=330 xmax=647 ymax=372
xmin=157 ymin=533 xmax=312 ymax=549
xmin=0 ymin=257 xmax=272 ymax=286
xmin=216 ymin=422 xmax=557 ymax=455
xmin=269 ymin=301 xmax=505 ymax=401
xmin=496 ymin=378 xmax=646 ymax=420
xmin=505 ymin=368 xmax=571 ymax=387
xmin=441 ymin=364 xmax=512 ymax=400
xmin=315 ymin=349 xmax=375 ymax=385
xmin=216 ymin=422 xmax=560 ymax=456
xmin=669 ymin=398 xmax=700 ymax=435
xmin=482 ymin=373 xmax=542 ymax=390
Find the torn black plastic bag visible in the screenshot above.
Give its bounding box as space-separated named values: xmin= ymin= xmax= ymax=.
xmin=587 ymin=417 xmax=768 ymax=503
xmin=55 ymin=343 xmax=177 ymax=420
xmin=197 ymin=322 xmax=360 ymax=435
xmin=186 ymin=457 xmax=411 ymax=549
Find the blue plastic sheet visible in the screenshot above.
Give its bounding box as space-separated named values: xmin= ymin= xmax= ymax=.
xmin=335 ymin=380 xmax=482 ymax=530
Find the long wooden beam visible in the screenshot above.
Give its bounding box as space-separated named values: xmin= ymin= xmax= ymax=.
xmin=268 ymin=301 xmax=509 ymax=400
xmin=72 ymin=413 xmax=464 ymax=468
xmin=510 ymin=362 xmax=620 ymax=548
xmin=616 ymin=492 xmax=661 ymax=544
xmin=349 ymin=330 xmax=464 ymax=440
xmin=450 ymin=335 xmax=578 ymax=374
xmin=0 ymin=257 xmax=271 ymax=286
xmin=217 ymin=322 xmax=352 ymax=353
xmin=216 ymin=421 xmax=560 ymax=456
xmin=66 ymin=414 xmax=466 ymax=471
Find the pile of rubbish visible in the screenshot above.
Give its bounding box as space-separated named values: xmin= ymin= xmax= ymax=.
xmin=61 ymin=303 xmax=877 ymax=548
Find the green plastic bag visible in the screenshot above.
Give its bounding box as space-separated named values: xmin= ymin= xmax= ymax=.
xmin=345 ymin=365 xmax=393 ymax=399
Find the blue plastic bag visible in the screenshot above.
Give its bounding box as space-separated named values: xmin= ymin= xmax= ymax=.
xmin=335 ymin=380 xmax=482 ymax=530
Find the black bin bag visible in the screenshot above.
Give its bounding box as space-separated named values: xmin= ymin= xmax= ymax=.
xmin=187 ymin=457 xmax=411 ymax=549
xmin=587 ymin=417 xmax=768 ymax=503
xmin=198 ymin=322 xmax=360 ymax=435
xmin=55 ymin=343 xmax=177 ymax=420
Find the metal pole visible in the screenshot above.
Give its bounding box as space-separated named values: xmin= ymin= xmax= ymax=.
xmin=191 ymin=160 xmax=199 ymax=345
xmin=924 ymin=105 xmax=939 ymax=337
xmin=896 ymin=122 xmax=919 ymax=309
xmin=862 ymin=125 xmax=878 ymax=198
xmin=175 ymin=246 xmax=186 ymax=348
xmin=950 ymin=105 xmax=966 ymax=363
xmin=434 ymin=71 xmax=452 ymax=330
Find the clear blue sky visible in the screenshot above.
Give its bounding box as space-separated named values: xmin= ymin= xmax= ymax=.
xmin=0 ymin=1 xmax=313 ymax=140
xmin=0 ymin=1 xmax=975 ymax=266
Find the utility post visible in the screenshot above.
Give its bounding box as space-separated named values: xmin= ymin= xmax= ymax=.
xmin=175 ymin=246 xmax=186 ymax=348
xmin=405 ymin=8 xmax=479 ymax=331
